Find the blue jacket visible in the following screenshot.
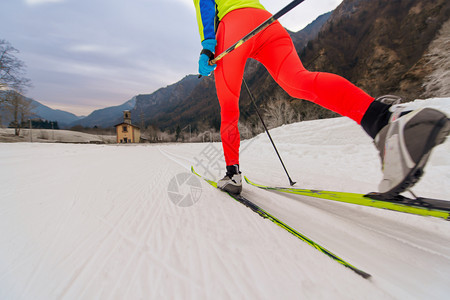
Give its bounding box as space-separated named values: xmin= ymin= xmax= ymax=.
xmin=194 ymin=0 xmax=265 ymax=41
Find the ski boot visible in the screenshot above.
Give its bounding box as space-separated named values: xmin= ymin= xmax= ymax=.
xmin=217 ymin=164 xmax=242 ymax=194
xmin=374 ymin=104 xmax=450 ymax=195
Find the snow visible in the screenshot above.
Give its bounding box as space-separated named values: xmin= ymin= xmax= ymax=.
xmin=1 ymin=98 xmax=450 ymax=299
xmin=0 ymin=128 xmax=115 ymax=144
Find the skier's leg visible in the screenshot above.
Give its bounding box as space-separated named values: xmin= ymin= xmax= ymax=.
xmin=252 ymin=21 xmax=374 ymax=124
xmin=214 ymin=10 xmax=256 ymax=167
xmin=253 ymin=21 xmax=450 ymax=195
xmin=214 ymin=9 xmax=260 ymax=193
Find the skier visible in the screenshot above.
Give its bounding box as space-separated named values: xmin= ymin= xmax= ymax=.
xmin=193 ymin=0 xmax=450 ymax=195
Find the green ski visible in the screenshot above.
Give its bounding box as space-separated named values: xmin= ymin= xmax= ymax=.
xmin=191 ymin=166 xmax=371 ymax=279
xmin=244 ymin=176 xmax=450 ymax=220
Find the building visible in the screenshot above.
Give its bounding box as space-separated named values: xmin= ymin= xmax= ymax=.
xmin=114 ymin=111 xmax=141 ymax=143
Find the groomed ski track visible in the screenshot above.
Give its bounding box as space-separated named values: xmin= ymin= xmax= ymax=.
xmin=1 ymin=98 xmax=450 ymax=299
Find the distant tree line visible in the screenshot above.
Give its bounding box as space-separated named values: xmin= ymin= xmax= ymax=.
xmin=9 ymin=119 xmax=59 ymax=130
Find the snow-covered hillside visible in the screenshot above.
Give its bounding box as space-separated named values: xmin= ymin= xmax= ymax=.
xmin=1 ymin=98 xmax=449 ymax=299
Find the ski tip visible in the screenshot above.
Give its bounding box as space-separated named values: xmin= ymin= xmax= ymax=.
xmin=243 ymin=176 xmax=266 ymax=188
xmin=190 ymin=166 xmax=201 ymax=178
xmin=348 ymin=266 xmax=371 ymax=279
xmin=359 ymin=271 xmax=372 ymax=279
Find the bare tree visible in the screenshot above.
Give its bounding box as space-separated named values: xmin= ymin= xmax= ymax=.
xmin=4 ymin=90 xmax=34 ymax=135
xmin=0 ymin=40 xmax=30 ymax=91
xmin=0 ymin=40 xmax=32 ymax=129
xmin=423 ymin=19 xmax=450 ymax=97
xmin=263 ymin=98 xmax=300 ymax=129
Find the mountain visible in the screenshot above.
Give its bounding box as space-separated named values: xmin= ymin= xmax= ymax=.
xmin=288 ymin=11 xmax=332 ymax=49
xmin=70 ymin=97 xmax=136 ymax=128
xmin=30 ymin=99 xmax=82 ymax=127
xmin=71 ymin=74 xmax=201 ymax=129
xmin=298 ymin=0 xmax=450 ymax=99
xmin=0 ymin=91 xmax=82 ymax=127
xmin=137 ymin=75 xmax=221 ymax=131
xmin=236 ymin=0 xmax=450 ymax=128
xmin=130 ymin=75 xmax=201 ymax=129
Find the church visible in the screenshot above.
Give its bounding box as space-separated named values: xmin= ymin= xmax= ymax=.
xmin=114 ymin=111 xmax=141 ymax=143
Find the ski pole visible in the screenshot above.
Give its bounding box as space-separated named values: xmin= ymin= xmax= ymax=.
xmin=243 ymin=79 xmax=296 ymax=186
xmin=210 ymin=0 xmax=306 ymax=65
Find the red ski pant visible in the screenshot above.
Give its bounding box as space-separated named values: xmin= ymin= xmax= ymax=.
xmin=215 ymin=8 xmax=374 ymax=166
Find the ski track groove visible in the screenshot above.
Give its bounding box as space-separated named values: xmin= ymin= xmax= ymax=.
xmin=213 ymin=201 xmax=258 ymax=298
xmin=100 ymin=153 xmax=204 ymax=299
xmin=158 ymin=159 xmax=213 ymax=298
xmin=77 ymin=161 xmax=158 ymax=299
xmin=18 ymin=169 xmax=88 ymax=299
xmin=247 ymin=186 xmax=450 ymax=290
xmin=1 ymin=192 xmax=83 ymax=298
xmin=192 ymin=222 xmax=214 ymax=299
xmin=352 ymin=220 xmax=450 ymax=261
xmin=107 ymin=169 xmax=168 ymax=299
xmin=158 ymin=146 xmax=194 ymax=171
xmin=51 ymin=192 xmax=139 ymax=288
xmin=59 ymin=175 xmax=150 ymax=299
xmin=256 ymin=187 xmax=450 ymax=259
xmin=141 ymin=242 xmax=205 ymax=295
xmin=208 ymin=240 xmax=253 ymax=299
xmin=232 ymin=192 xmax=297 ymax=296
xmin=59 ymin=205 xmax=134 ymax=298
xmin=122 ymin=255 xmax=145 ymax=299
xmin=154 ymin=148 xmax=255 ymax=298
xmin=199 ymin=189 xmax=242 ymax=298
xmin=148 ymin=205 xmax=186 ymax=299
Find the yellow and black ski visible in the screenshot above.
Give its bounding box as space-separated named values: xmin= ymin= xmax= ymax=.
xmin=191 ymin=166 xmax=371 ymax=279
xmin=244 ymin=176 xmax=450 ymax=221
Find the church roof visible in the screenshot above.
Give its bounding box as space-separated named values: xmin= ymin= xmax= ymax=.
xmin=114 ymin=122 xmax=140 ymax=129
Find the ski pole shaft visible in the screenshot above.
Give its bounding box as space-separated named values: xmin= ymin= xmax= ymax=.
xmin=243 ymin=79 xmax=296 ymax=186
xmin=210 ymin=0 xmax=305 ymax=65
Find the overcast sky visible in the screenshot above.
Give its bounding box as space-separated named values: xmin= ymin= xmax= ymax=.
xmin=0 ymin=0 xmax=342 ymax=116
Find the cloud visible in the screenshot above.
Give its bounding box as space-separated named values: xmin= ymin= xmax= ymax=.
xmin=3 ymin=0 xmax=343 ymax=116
xmin=25 ymin=0 xmax=64 ymax=5
xmin=66 ymin=44 xmax=132 ymax=56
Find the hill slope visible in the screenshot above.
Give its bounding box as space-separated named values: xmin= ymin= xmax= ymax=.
xmin=0 ymin=92 xmax=81 ymax=127
xmin=31 ymin=99 xmax=82 ymax=126
xmin=69 ymin=97 xmax=136 ymax=129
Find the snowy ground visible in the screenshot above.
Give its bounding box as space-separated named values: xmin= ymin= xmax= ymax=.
xmin=1 ymin=98 xmax=450 ymax=299
xmin=0 ymin=128 xmax=115 ymax=144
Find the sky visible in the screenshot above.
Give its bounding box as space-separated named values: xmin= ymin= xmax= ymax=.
xmin=0 ymin=0 xmax=343 ymax=116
